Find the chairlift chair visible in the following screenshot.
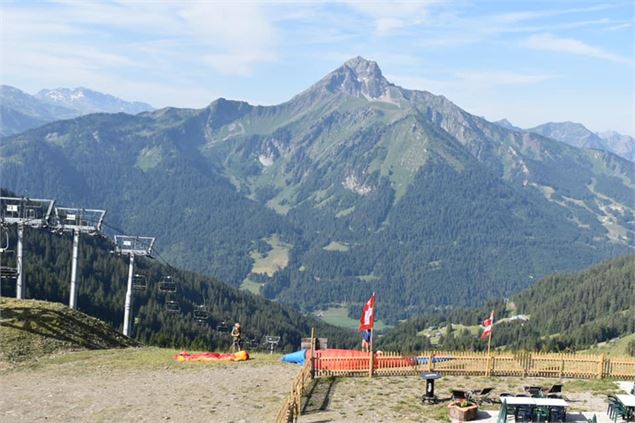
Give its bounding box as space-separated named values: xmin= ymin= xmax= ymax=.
xmin=165 ymin=299 xmax=181 ymax=313
xmin=158 ymin=275 xmax=177 ymax=293
xmin=0 ymin=265 xmax=18 ymax=279
xmin=0 ymin=226 xmax=9 ymax=253
xmin=132 ymin=274 xmax=147 ymax=291
xmin=216 ymin=321 xmax=230 ymax=332
xmin=193 ymin=307 xmax=209 ymax=322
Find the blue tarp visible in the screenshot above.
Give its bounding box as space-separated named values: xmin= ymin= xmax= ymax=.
xmin=281 ymin=350 xmax=306 ymax=365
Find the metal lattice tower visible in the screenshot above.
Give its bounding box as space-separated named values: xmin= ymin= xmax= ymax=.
xmin=53 ymin=206 xmax=106 ymax=309
xmin=114 ymin=235 xmax=155 ymax=337
xmin=0 ymin=196 xmax=56 ymax=299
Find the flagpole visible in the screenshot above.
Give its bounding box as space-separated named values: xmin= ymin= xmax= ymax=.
xmin=487 ymin=310 xmax=493 ymax=377
xmin=369 ymin=291 xmax=375 ymax=378
xmin=368 ymin=327 xmax=374 ymax=378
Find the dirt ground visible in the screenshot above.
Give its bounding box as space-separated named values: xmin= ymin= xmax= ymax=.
xmin=0 ymin=348 xmax=626 ymax=423
xmin=0 ymin=349 xmax=298 ymax=423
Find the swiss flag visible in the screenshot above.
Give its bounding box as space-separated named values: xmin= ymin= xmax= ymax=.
xmin=359 ymin=293 xmax=376 ymax=331
xmin=481 ymin=310 xmax=494 ymax=340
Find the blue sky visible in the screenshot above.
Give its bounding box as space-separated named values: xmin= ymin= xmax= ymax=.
xmin=1 ymin=0 xmax=633 ymax=134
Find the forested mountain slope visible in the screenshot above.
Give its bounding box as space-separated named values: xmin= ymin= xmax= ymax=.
xmin=377 ymin=253 xmax=635 ymax=353
xmin=1 ymin=57 xmax=633 ymax=322
xmin=0 ymin=225 xmax=354 ymax=351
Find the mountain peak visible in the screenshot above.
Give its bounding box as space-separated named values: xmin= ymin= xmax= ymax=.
xmin=494 ymin=118 xmax=521 ymax=131
xmin=343 ymin=56 xmax=384 ymax=80
xmin=298 ymin=56 xmax=400 ymax=105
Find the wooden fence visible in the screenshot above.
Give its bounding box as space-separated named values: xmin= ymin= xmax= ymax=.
xmin=314 ymin=350 xmax=635 ymax=379
xmin=274 ymin=359 xmax=313 ymax=423
xmin=274 ymin=334 xmax=635 ymax=422
xmin=275 ymin=331 xmax=317 ymax=423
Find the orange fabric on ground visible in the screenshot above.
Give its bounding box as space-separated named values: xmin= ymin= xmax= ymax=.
xmin=174 ymin=351 xmax=250 ymax=362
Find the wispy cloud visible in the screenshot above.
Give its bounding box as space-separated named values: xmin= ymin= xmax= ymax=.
xmin=524 ymin=33 xmax=633 ymax=65
xmin=341 ymin=1 xmax=440 ymax=34
xmin=389 ymin=70 xmax=555 ymax=94
xmin=455 ymin=71 xmax=555 ymax=86
xmin=606 ymin=22 xmax=632 ymax=31
xmin=179 ymin=2 xmax=278 ymax=75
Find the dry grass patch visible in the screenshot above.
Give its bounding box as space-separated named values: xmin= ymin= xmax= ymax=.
xmin=299 ymin=374 xmax=618 ymax=422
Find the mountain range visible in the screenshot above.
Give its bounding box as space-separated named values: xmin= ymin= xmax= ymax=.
xmin=493 ymin=119 xmax=635 ymax=162
xmin=0 ymin=85 xmax=153 ymax=136
xmin=1 ymin=57 xmax=633 ymax=323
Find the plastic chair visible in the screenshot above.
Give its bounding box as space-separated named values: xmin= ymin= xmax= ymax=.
xmin=551 ymin=406 xmax=566 ymax=422
xmin=516 ymin=405 xmax=534 ymax=422
xmin=527 ymin=387 xmax=543 ymax=398
xmin=608 ymin=395 xmax=619 ymax=419
xmin=612 ymin=402 xmax=630 ymax=423
xmin=535 ymin=406 xmax=550 ymax=422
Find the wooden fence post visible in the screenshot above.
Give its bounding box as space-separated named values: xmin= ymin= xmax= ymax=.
xmin=428 ymin=352 xmax=433 ymax=372
xmin=560 ymin=358 xmax=565 ymax=378
xmin=597 ymin=353 xmax=605 ymax=379
xmin=310 ymin=327 xmax=316 ymax=379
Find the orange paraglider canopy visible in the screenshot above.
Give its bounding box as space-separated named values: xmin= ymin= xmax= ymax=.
xmin=174 ymin=350 xmax=249 ymax=362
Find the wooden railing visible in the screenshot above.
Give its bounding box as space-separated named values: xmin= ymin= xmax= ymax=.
xmin=274 ymin=336 xmax=635 ymax=422
xmin=275 ymin=330 xmax=316 ymax=423
xmin=274 ymin=359 xmax=313 ymax=423
xmin=314 ymin=350 xmax=635 ymax=380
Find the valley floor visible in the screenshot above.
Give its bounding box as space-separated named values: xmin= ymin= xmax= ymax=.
xmin=0 ymin=348 xmax=296 ymax=423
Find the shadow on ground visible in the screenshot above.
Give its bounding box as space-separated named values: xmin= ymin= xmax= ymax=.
xmin=302 ymin=377 xmax=338 ymax=415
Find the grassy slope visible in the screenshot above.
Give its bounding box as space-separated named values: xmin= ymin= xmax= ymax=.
xmin=582 ymin=333 xmax=635 ymax=356
xmin=315 ymin=305 xmax=390 ymax=331
xmin=0 ymin=298 xmax=139 ymax=363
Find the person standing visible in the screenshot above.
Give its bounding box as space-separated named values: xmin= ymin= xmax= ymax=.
xmin=361 ymin=329 xmax=371 ymax=352
xmin=231 ymin=322 xmax=242 ymax=352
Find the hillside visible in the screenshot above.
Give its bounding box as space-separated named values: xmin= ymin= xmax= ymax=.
xmin=376 ymin=253 xmax=635 ymax=353
xmin=1 ymin=57 xmax=633 ymax=322
xmin=0 ymin=225 xmax=355 ymax=351
xmin=0 ymin=298 xmax=139 ymax=363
